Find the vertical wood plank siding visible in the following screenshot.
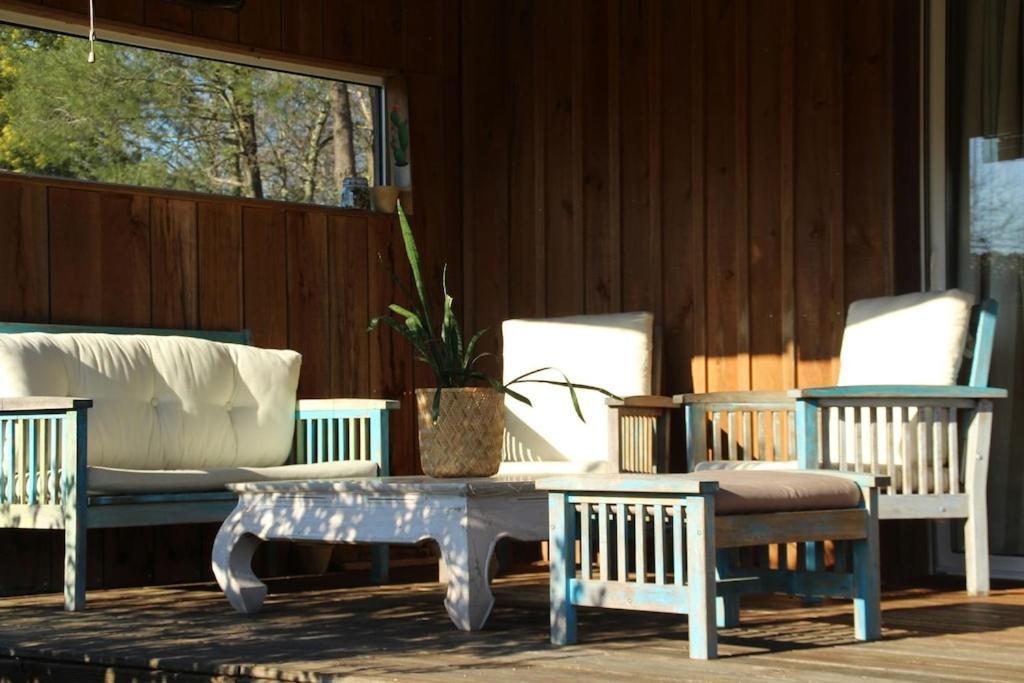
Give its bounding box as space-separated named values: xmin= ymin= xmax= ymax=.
xmin=0 ymin=0 xmax=920 ymax=589
xmin=461 ymin=0 xmax=920 ymax=436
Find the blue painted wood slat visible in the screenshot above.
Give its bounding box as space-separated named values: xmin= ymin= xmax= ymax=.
xmin=3 ymin=418 xmax=12 ymax=503
xmin=969 ymin=299 xmax=998 ymax=388
xmin=27 ymin=418 xmax=37 ymax=504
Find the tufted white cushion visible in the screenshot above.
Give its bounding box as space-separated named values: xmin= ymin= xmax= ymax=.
xmin=0 ymin=333 xmax=300 ymax=470
xmin=500 ymin=312 xmax=653 ymax=473
xmin=838 ymin=289 xmax=975 ymax=386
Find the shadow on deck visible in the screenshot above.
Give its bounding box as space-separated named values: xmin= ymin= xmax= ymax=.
xmin=1 ymin=571 xmax=1023 ymax=682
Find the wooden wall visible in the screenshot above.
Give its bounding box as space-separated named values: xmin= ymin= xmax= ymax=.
xmin=0 ymin=0 xmax=926 ymax=592
xmin=461 ymin=0 xmax=922 ymax=457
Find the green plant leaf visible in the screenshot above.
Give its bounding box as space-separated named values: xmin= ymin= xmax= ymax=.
xmin=498 ymin=383 xmax=533 ymax=407
xmin=431 ymin=386 xmax=443 ymax=423
xmin=397 ymin=201 xmax=434 ymax=341
xmin=506 ymin=368 xmax=622 ymax=423
xmin=504 ymin=366 xmax=556 ymax=385
xmin=463 ymin=328 xmax=488 ymax=369
xmin=466 ymin=351 xmax=493 ymax=368
xmin=386 ymin=303 xmax=420 ymax=329
xmin=388 ymin=303 xmax=418 ymax=319
xmin=377 ymin=253 xmax=418 ymax=310
xmin=368 ymin=314 xmax=442 ymax=377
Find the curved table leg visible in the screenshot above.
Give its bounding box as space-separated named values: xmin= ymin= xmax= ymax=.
xmin=212 ymin=515 xmax=267 ymax=614
xmin=439 ymin=526 xmax=499 ymax=631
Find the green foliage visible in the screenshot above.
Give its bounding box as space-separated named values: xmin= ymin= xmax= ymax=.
xmin=0 ymin=23 xmax=377 ymax=204
xmin=369 ymin=203 xmax=618 ymax=422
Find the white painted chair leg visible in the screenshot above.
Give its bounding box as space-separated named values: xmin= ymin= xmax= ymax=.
xmin=964 ymin=402 xmax=992 ymax=597
xmin=212 ymin=518 xmax=267 ymax=614
xmin=965 ymin=511 xmax=990 ymax=597
xmin=686 ymin=494 xmax=717 ymax=660
xmin=439 ymin=524 xmax=498 ymax=631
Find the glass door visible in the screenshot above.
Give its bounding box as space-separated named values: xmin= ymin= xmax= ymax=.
xmin=936 ymin=0 xmax=1024 ymax=579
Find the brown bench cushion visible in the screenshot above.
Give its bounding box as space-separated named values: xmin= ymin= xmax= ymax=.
xmin=681 ymin=470 xmax=863 ymax=515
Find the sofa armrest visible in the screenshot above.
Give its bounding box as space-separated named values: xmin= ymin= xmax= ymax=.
xmin=674 ymin=390 xmax=794 ymax=409
xmin=788 ymin=385 xmax=1006 ymax=401
xmin=606 ymin=396 xmax=674 ymax=474
xmin=0 ymin=397 xmax=89 ymax=560
xmin=0 ymin=397 xmax=93 ymax=412
xmin=606 ymin=395 xmax=676 ymax=409
xmin=293 ymin=398 xmax=398 ymax=474
xmin=296 ymin=398 xmax=401 ymax=413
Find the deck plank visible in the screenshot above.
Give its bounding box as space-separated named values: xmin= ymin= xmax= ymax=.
xmin=0 ymin=574 xmax=1022 ymax=682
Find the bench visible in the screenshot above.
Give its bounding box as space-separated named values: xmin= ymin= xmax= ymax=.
xmin=0 ymin=322 xmax=398 ymax=610
xmin=539 ymin=470 xmax=886 ymax=659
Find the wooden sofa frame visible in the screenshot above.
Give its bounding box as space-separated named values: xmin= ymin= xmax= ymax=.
xmin=678 ymin=299 xmax=1007 ymax=595
xmin=0 ymin=322 xmax=397 ymax=611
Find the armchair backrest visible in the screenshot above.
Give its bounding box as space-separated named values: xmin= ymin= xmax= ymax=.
xmin=499 ymin=312 xmax=653 ymax=474
xmin=837 ymin=289 xmax=982 ymax=386
xmin=965 ymin=298 xmax=998 ymax=387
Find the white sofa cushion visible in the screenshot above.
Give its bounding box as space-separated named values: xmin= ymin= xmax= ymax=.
xmin=500 ymin=311 xmax=653 ymax=473
xmin=0 ymin=333 xmax=300 ymax=470
xmin=837 ymin=289 xmax=975 ymax=386
xmin=87 ymin=460 xmax=377 ymax=494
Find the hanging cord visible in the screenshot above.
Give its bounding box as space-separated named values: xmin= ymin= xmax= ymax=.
xmin=87 ymin=0 xmax=95 ymax=63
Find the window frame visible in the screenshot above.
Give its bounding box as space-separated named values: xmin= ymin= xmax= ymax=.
xmin=0 ymin=6 xmax=388 ymax=205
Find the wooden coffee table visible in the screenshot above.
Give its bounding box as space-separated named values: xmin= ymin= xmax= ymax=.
xmin=212 ymin=476 xmax=547 ymax=630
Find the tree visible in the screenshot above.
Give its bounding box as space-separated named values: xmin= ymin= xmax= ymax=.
xmin=330 ymin=81 xmax=356 ymax=198
xmin=0 ymin=24 xmax=378 ymax=206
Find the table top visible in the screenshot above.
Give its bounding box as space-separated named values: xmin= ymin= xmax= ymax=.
xmin=227 ymin=475 xmax=541 ymax=496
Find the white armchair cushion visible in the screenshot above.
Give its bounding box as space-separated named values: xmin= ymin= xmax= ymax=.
xmin=0 ymin=333 xmax=300 ymax=470
xmin=837 ymin=289 xmax=975 ymax=386
xmin=500 ymin=311 xmax=653 ymax=472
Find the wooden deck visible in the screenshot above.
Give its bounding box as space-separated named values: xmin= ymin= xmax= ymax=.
xmin=1 ymin=571 xmax=1022 ymax=682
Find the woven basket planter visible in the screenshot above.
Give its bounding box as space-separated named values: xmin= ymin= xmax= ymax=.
xmin=415 ymin=387 xmax=505 ymax=477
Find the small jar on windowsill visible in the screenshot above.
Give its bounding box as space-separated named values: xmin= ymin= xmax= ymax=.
xmin=371 ymin=186 xmax=400 ymax=213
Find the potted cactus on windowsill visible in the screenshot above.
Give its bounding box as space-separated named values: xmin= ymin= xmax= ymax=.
xmin=390 ymin=107 xmax=411 ymax=189
xmin=369 ymin=203 xmax=616 ymax=477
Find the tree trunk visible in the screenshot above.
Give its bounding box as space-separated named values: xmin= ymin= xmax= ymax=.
xmin=301 ymin=100 xmax=330 ymax=203
xmin=330 ymin=82 xmax=356 ymax=197
xmin=236 ymin=107 xmax=263 ymax=199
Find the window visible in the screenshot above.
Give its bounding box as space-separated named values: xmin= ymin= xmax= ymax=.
xmin=0 ymin=22 xmax=382 ymax=207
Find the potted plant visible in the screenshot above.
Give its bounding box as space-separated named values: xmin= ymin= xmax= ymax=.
xmin=389 ymin=107 xmax=411 ymax=189
xmin=370 ymin=203 xmax=615 ymax=477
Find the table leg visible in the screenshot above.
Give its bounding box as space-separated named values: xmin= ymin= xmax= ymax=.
xmin=212 ymin=514 xmax=267 ymax=614
xmin=438 ymin=524 xmax=498 ymax=631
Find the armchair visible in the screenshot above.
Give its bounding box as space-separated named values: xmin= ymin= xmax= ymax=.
xmin=678 ymin=290 xmax=1006 ymax=595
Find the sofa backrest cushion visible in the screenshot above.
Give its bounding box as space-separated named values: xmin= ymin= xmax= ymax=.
xmin=837 ymin=289 xmax=975 ymax=386
xmin=0 ymin=333 xmax=300 ymax=469
xmin=500 ymin=312 xmax=653 ymax=469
